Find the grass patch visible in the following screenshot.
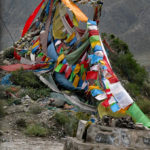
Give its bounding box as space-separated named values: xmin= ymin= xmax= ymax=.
xmin=16 ymin=118 xmax=27 ymax=128
xmin=25 ymin=124 xmax=48 ymax=137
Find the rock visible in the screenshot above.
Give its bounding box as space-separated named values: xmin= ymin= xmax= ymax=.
xmin=135 ymin=123 xmax=145 ymax=130
xmin=85 ymin=124 xmax=150 ymax=149
xmin=21 ymin=95 xmax=33 ymax=104
xmin=76 ymin=120 xmax=87 ymax=140
xmin=0 ymin=130 xmax=3 ymax=136
xmin=0 ymin=50 xmax=4 ymax=55
xmin=49 ymin=98 xmax=65 ymax=107
xmin=3 ymin=60 xmax=11 ymax=65
xmin=64 ymin=137 xmax=126 ymax=150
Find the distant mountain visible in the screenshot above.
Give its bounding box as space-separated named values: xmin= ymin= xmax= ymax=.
xmin=100 ymin=0 xmax=150 ymax=69
xmin=0 ymin=0 xmax=150 ymax=71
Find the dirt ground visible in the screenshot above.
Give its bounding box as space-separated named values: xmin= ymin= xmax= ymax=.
xmin=0 ymin=102 xmax=64 ymax=150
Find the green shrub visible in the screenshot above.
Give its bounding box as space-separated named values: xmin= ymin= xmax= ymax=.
xmin=0 ymin=86 xmax=7 ymax=99
xmin=29 ymin=105 xmax=43 ymax=114
xmin=16 ymin=118 xmax=27 ymax=128
xmin=10 ymin=69 xmax=46 ymax=89
xmin=25 ymin=124 xmax=48 ymax=137
xmin=3 ymin=47 xmax=14 ymax=59
xmin=142 ymin=82 xmax=150 ymax=97
xmin=0 ymin=101 xmax=5 ymax=118
xmin=136 ymin=98 xmax=150 ymax=114
xmin=125 ymin=83 xmax=140 ymax=97
xmin=75 ymin=112 xmax=90 ymax=121
xmin=55 ymin=111 xmax=79 ymax=137
xmin=24 ymin=88 xmax=51 ymax=100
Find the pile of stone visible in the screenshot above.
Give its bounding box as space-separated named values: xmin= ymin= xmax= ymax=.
xmin=101 ymin=116 xmax=135 ymax=129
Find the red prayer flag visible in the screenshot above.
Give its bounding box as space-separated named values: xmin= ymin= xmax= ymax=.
xmin=60 ymin=64 xmax=67 ymax=73
xmin=65 ymin=13 xmax=74 ymax=28
xmin=30 ymin=64 xmax=47 ymax=70
xmin=101 ymin=99 xmax=109 ymax=107
xmin=89 ymin=30 xmax=99 ymax=37
xmin=86 ymin=71 xmax=98 ymax=80
xmin=41 ymin=55 xmax=47 ymax=61
xmin=80 ymin=60 xmax=89 ymax=68
xmin=56 ymin=43 xmax=63 ymax=54
xmin=14 ymin=50 xmax=21 ymax=60
xmin=65 ymin=67 xmax=72 ymax=79
xmin=22 ymin=0 xmax=45 ymax=37
xmin=108 ymin=74 xmax=119 ymax=84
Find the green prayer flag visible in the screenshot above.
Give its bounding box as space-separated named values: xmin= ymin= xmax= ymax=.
xmin=127 ymin=103 xmax=150 ymax=128
xmin=66 ymin=39 xmax=90 ymax=65
xmin=55 ymin=64 xmax=63 ymax=72
xmin=80 ymin=64 xmax=85 ymax=77
xmin=69 ymin=72 xmax=75 ymax=82
xmin=90 ymin=35 xmax=100 ymax=43
xmin=38 ymin=52 xmax=44 ymax=57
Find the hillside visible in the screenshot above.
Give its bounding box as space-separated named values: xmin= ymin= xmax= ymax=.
xmin=101 ymin=0 xmax=150 ymax=70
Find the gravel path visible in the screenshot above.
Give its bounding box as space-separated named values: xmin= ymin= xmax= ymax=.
xmin=0 ymin=138 xmax=64 ymax=150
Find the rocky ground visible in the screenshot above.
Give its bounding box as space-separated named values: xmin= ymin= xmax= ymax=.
xmin=0 ymin=96 xmax=65 ymax=150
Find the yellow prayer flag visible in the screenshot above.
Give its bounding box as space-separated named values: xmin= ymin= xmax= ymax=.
xmin=73 ymin=75 xmax=80 ymax=88
xmin=65 ymin=32 xmax=76 ymax=43
xmin=98 ymin=104 xmax=127 ymax=119
xmin=32 ymin=40 xmax=40 ymax=49
xmin=74 ymin=64 xmax=81 ymax=74
xmin=57 ymin=54 xmax=65 ymax=66
xmin=73 ymin=13 xmax=79 ymax=27
xmin=91 ymin=41 xmax=101 ymax=48
xmin=61 ymin=0 xmax=88 ymax=22
xmin=100 ymin=61 xmax=105 ymax=65
xmin=89 ymin=85 xmax=100 ymax=90
xmin=82 ymin=72 xmax=86 ymax=81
